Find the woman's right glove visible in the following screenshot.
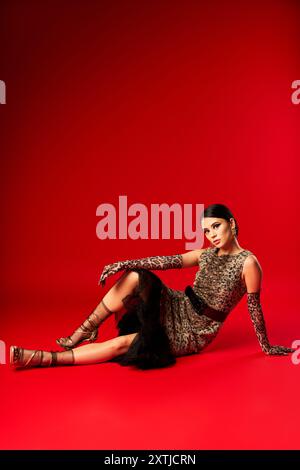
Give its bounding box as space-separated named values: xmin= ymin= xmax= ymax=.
xmin=98 ymin=253 xmax=183 ymax=286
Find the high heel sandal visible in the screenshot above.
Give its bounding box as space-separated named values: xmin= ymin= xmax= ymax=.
xmin=56 ymin=326 xmax=98 ymax=350
xmin=56 ymin=300 xmax=114 ymax=350
xmin=10 ymin=345 xmax=75 ymax=369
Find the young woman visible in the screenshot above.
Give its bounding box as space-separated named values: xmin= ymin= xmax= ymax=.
xmin=10 ymin=203 xmax=295 ymax=370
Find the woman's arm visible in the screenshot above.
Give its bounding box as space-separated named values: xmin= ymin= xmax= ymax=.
xmin=98 ymin=249 xmax=205 ymax=286
xmin=244 ymin=255 xmax=295 ymax=355
xmin=99 ymin=253 xmax=183 ymax=285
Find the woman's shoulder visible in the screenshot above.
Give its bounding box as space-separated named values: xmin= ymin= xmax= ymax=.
xmin=242 ymin=250 xmax=262 ymax=270
xmin=199 ymin=246 xmax=215 ymax=256
xmin=194 ymin=246 xmax=213 ymax=256
xmin=191 ymin=246 xmax=214 ymax=264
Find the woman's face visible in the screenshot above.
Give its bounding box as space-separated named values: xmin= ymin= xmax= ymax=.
xmin=201 ymin=217 xmax=235 ymax=247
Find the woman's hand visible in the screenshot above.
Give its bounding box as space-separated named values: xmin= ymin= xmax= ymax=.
xmin=99 ymin=261 xmax=124 ymax=286
xmin=265 ymin=345 xmax=296 ymax=356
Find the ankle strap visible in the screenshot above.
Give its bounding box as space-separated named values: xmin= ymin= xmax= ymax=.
xmin=50 ymin=350 xmax=75 ymax=366
xmin=50 ymin=351 xmax=58 ymax=366
xmin=101 ymin=299 xmax=114 ymax=315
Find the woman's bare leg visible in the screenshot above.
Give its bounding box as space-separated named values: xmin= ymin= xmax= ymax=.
xmin=94 ymin=270 xmax=140 ymax=320
xmin=56 ymin=271 xmax=140 ymax=348
xmin=10 ymin=333 xmax=139 ymax=369
xmin=73 ymin=332 xmax=138 ymax=364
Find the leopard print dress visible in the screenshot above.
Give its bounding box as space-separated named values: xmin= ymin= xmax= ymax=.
xmin=109 ymin=246 xmax=253 ymax=369
xmin=160 ymin=247 xmax=253 ymax=357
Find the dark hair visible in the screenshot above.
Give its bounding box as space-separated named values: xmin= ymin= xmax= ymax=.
xmin=201 ymin=203 xmax=239 ymax=237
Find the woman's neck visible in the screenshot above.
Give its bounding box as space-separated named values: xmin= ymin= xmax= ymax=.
xmin=216 ymin=240 xmax=243 ymax=256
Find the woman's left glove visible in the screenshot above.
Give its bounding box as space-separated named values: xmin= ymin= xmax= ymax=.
xmin=265 ymin=345 xmax=296 ymax=356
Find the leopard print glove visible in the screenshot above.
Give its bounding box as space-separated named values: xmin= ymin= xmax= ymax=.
xmin=266 ymin=345 xmax=296 ymax=355
xmin=98 ymin=254 xmax=183 ymax=286
xmin=247 ymin=292 xmax=295 ymax=355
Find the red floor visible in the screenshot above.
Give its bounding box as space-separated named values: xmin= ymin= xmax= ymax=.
xmin=0 ymin=280 xmax=299 ymax=450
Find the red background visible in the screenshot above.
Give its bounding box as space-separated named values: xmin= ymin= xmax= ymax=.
xmin=0 ymin=0 xmax=299 ymax=450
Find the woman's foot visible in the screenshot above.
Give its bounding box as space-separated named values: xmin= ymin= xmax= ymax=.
xmin=56 ymin=300 xmax=115 ymax=350
xmin=10 ymin=345 xmax=75 ymax=369
xmin=56 ymin=324 xmax=98 ymax=350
